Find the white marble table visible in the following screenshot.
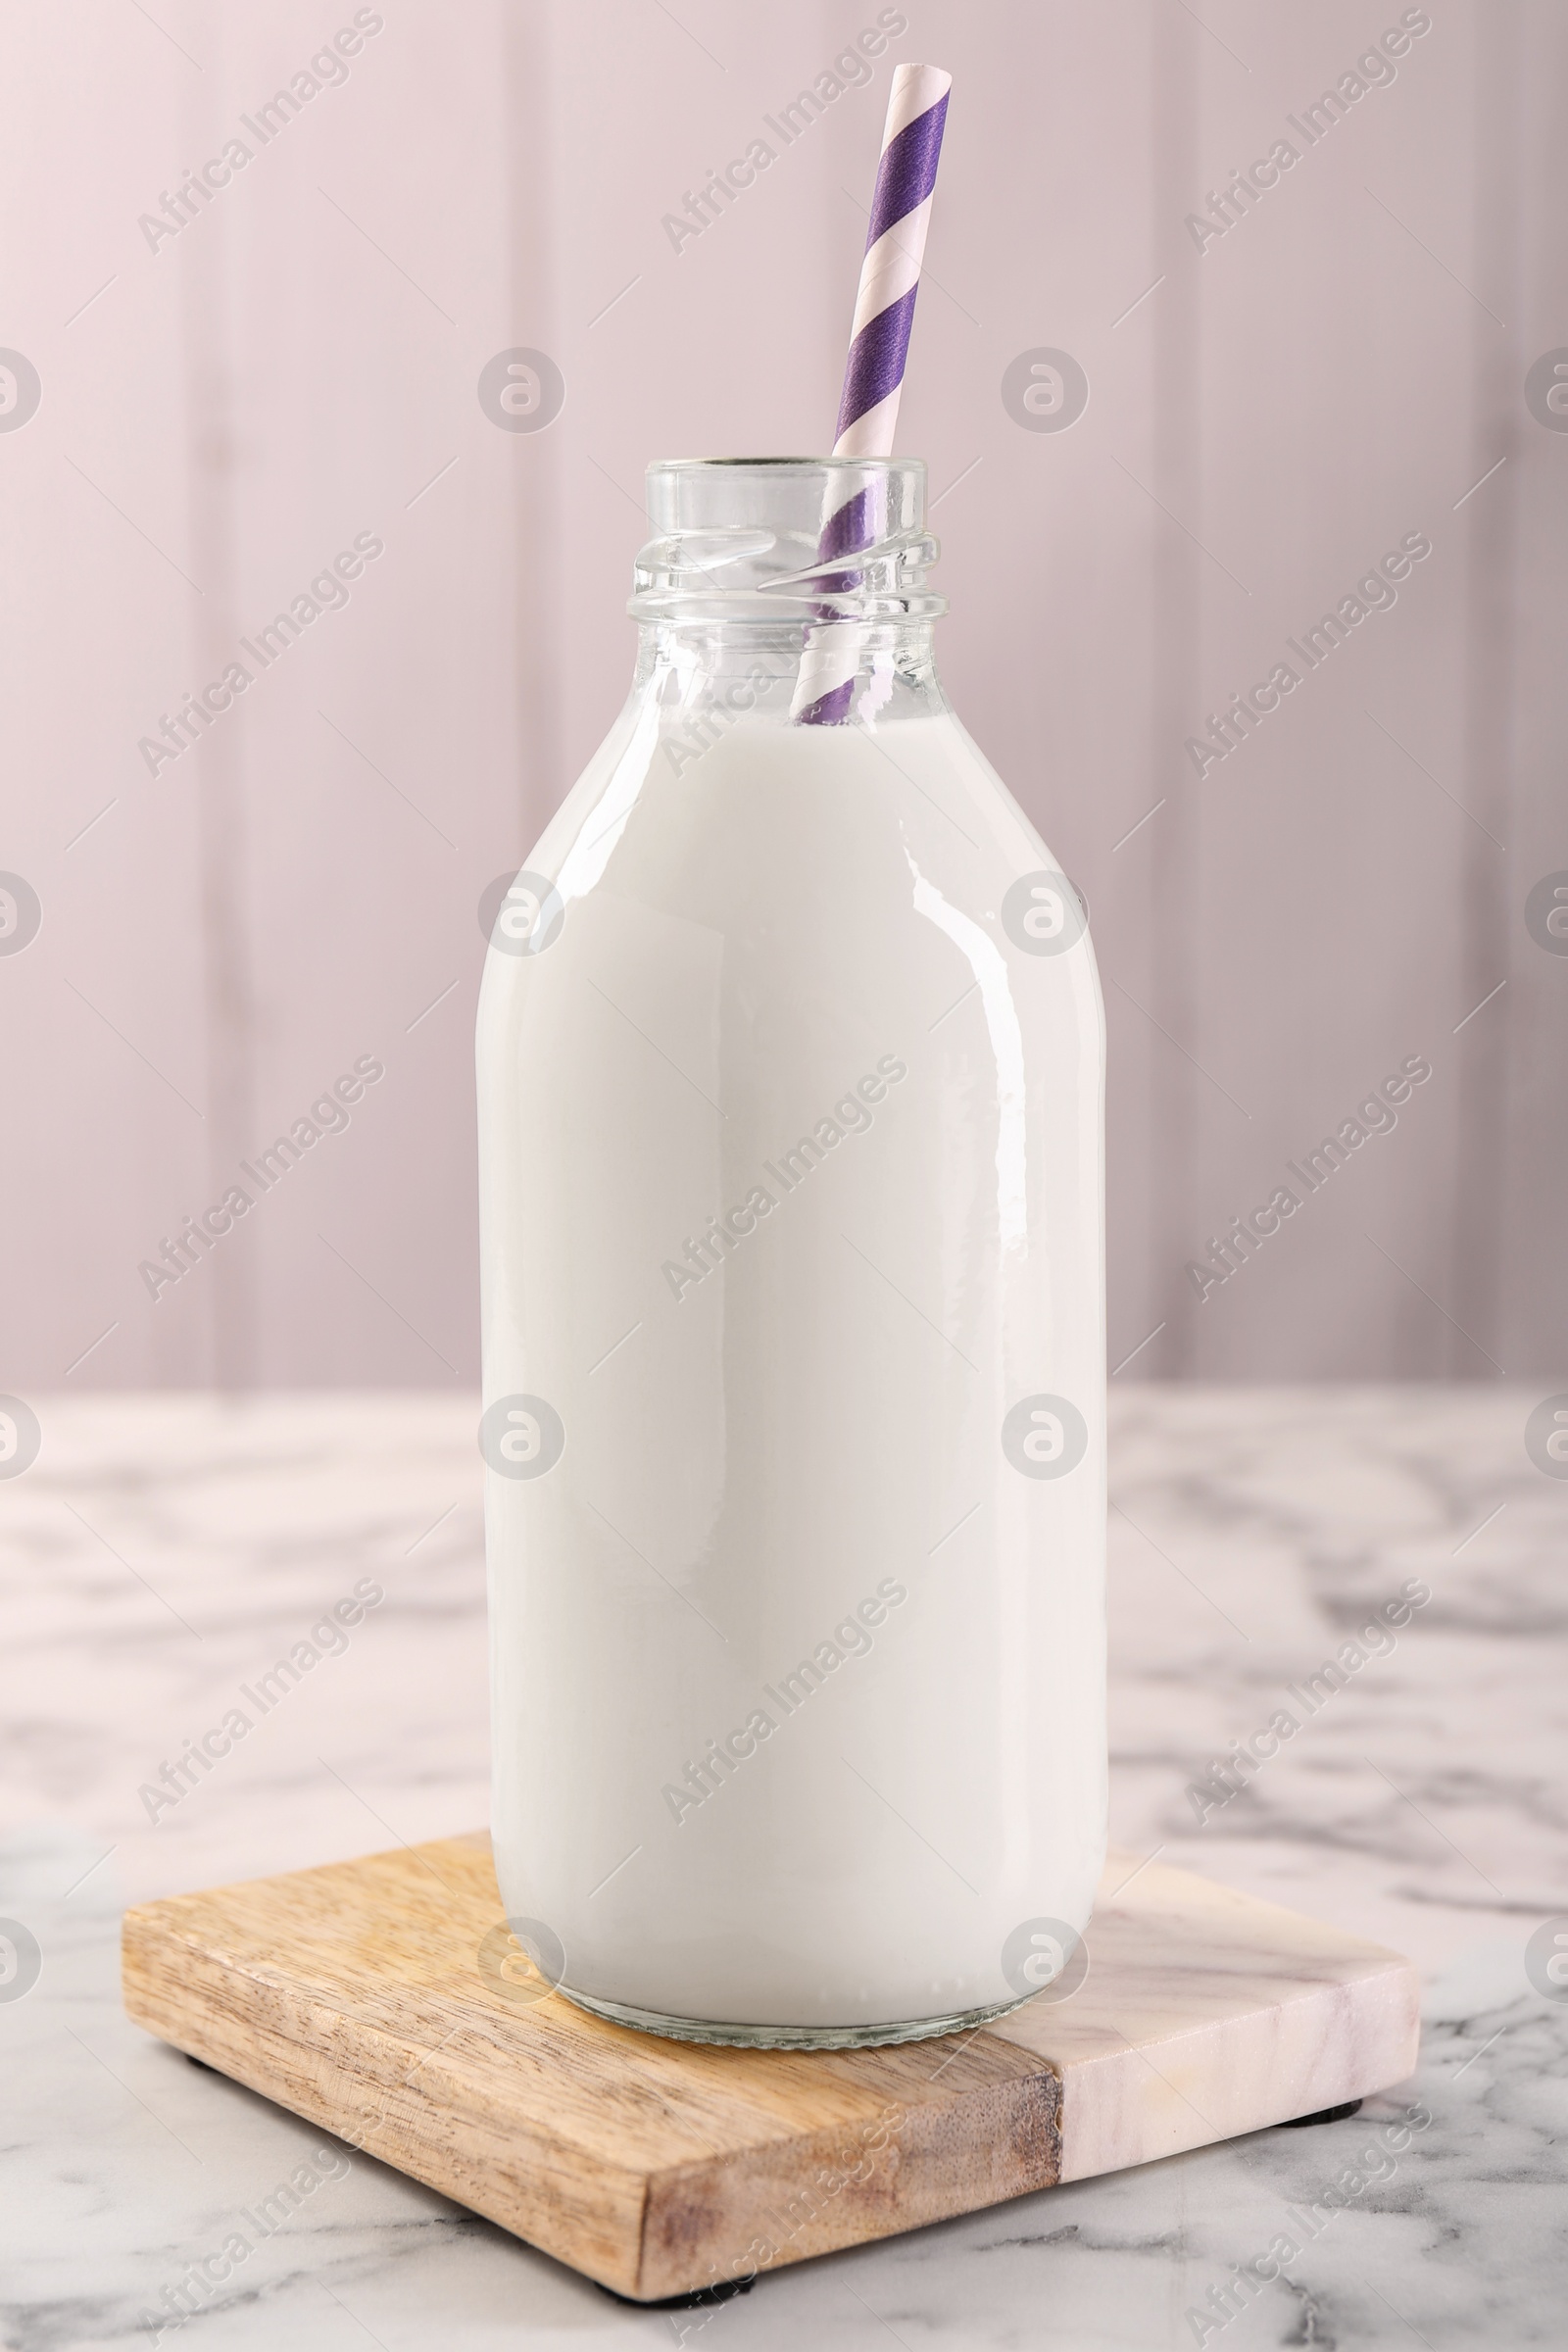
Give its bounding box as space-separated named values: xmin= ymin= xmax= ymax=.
xmin=2 ymin=1387 xmax=1564 ymax=2348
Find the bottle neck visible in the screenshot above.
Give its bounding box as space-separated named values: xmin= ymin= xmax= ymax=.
xmin=632 ymin=617 xmax=946 ymax=726
xmin=627 ymin=457 xmax=947 ymax=727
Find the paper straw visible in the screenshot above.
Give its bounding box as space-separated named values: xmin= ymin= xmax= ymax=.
xmin=794 ymin=64 xmax=952 ymax=725
xmin=832 ymin=64 xmax=953 ymax=459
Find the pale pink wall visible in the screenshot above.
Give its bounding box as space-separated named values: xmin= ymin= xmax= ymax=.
xmin=0 ymin=0 xmax=1563 ymax=1391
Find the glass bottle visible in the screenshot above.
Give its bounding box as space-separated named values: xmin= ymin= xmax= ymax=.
xmin=477 ymin=457 xmax=1105 ymax=2047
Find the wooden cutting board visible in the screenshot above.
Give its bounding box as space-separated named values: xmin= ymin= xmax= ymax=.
xmin=122 ymin=1835 xmax=1420 ymax=2304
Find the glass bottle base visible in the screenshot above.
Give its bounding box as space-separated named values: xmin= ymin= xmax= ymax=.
xmin=553 ymin=1982 xmax=1035 ymax=2050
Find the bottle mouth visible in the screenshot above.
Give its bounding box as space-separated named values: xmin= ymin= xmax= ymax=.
xmin=631 ymin=456 xmax=946 ymax=624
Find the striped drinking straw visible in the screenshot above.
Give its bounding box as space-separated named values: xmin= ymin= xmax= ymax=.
xmin=793 ymin=63 xmax=952 ymax=725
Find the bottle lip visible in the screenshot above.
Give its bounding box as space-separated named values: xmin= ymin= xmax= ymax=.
xmin=633 ymin=456 xmax=942 ymax=624
xmin=647 ymin=455 xmax=924 ymax=472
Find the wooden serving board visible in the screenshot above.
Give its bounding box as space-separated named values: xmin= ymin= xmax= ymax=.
xmin=122 ymin=1836 xmax=1420 ymax=2304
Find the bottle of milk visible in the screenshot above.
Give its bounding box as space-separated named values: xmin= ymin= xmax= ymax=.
xmin=477 ymin=457 xmax=1105 ymax=2046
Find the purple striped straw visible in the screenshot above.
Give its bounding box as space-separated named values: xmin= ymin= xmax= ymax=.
xmin=794 ymin=63 xmax=952 ymax=726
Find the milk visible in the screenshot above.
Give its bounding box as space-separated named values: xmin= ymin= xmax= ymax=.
xmin=478 ymin=697 xmax=1106 ymax=2039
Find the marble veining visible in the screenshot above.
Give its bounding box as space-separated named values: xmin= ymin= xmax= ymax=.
xmin=1 ymin=1387 xmax=1564 ymax=2347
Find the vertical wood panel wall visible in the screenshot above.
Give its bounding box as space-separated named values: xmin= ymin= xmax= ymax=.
xmin=0 ymin=0 xmax=1562 ymax=1391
